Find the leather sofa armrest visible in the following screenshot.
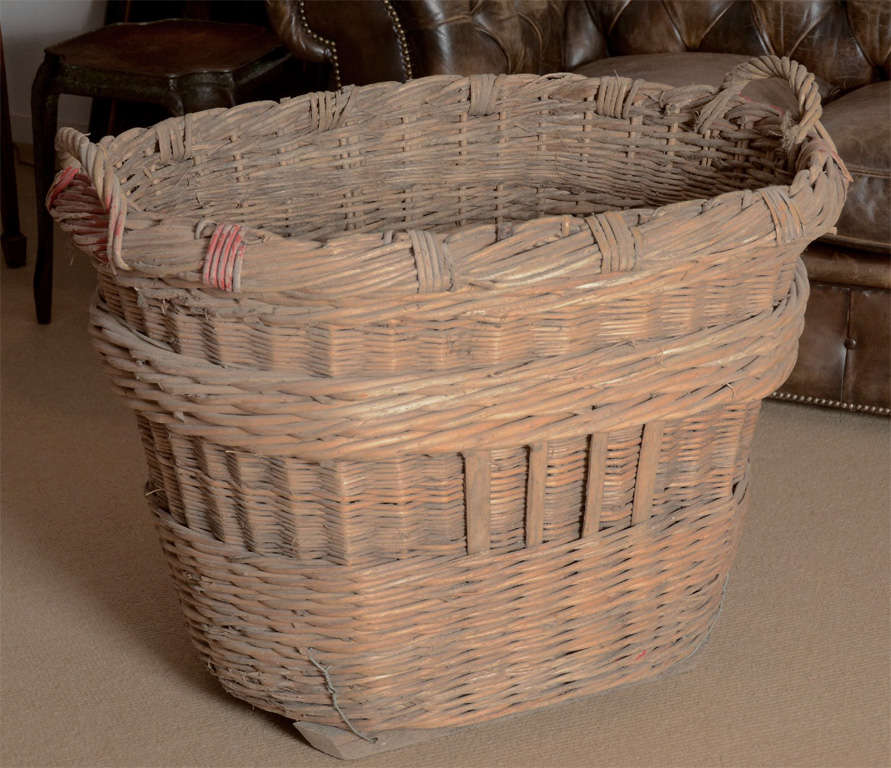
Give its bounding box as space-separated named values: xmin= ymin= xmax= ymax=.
xmin=267 ymin=0 xmax=413 ymax=87
xmin=266 ymin=0 xmax=330 ymax=64
xmin=266 ymin=0 xmax=609 ymax=87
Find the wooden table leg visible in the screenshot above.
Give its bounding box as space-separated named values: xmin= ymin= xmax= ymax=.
xmin=31 ymin=55 xmax=59 ymax=324
xmin=1 ymin=27 xmax=26 ymax=269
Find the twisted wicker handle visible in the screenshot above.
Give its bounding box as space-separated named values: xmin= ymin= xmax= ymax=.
xmin=48 ymin=127 xmax=129 ymax=271
xmin=696 ymin=55 xmax=822 ymax=149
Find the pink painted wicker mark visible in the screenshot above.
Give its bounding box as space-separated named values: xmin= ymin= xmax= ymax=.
xmin=45 ymin=166 xmax=80 ymax=209
xmin=203 ymin=223 xmax=245 ymax=292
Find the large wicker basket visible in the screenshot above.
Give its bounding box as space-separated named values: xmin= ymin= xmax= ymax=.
xmin=49 ymin=55 xmax=847 ymax=758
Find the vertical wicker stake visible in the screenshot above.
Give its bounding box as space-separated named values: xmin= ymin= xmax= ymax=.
xmin=631 ymin=422 xmax=665 ymax=525
xmin=582 ymin=433 xmax=609 ymax=537
xmin=464 ymin=451 xmax=491 ymax=554
xmin=526 ymin=442 xmax=547 ymax=547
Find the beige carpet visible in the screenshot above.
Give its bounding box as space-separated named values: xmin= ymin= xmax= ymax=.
xmin=2 ymin=158 xmax=889 ymax=768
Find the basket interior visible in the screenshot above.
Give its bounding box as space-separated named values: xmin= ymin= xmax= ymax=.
xmin=114 ymin=77 xmax=795 ymax=241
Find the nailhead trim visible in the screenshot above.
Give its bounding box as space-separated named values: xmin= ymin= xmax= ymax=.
xmin=381 ymin=0 xmax=413 ymax=81
xmin=770 ymin=390 xmax=890 ymax=416
xmin=299 ymin=0 xmax=341 ymax=89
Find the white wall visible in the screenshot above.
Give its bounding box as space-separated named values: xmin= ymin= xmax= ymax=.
xmin=1 ymin=0 xmax=106 ymax=144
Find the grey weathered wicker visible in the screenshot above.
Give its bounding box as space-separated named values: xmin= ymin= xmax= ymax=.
xmin=49 ymin=55 xmax=848 ymax=758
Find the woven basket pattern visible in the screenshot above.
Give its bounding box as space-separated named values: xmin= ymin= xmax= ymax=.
xmin=49 ymin=57 xmax=848 ymax=740
xmin=155 ymin=472 xmax=749 ymax=732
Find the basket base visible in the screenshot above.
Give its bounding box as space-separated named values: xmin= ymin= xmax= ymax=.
xmin=293 ymin=616 xmax=719 ymax=760
xmin=294 ymin=721 xmax=457 ymax=760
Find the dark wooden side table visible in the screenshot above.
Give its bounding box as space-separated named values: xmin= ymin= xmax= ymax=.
xmin=2 ymin=25 xmax=27 ymax=269
xmin=31 ymin=19 xmax=294 ymax=323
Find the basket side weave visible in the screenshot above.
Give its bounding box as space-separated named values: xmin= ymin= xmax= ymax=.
xmin=88 ymin=262 xmax=805 ymax=564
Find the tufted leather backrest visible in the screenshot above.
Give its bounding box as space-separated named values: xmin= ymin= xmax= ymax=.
xmin=267 ymin=0 xmax=890 ymax=93
xmin=586 ymin=0 xmax=890 ymax=91
xmin=392 ymin=0 xmax=570 ymax=76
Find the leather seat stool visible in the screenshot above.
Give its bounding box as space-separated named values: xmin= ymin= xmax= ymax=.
xmin=31 ymin=19 xmax=294 ymax=323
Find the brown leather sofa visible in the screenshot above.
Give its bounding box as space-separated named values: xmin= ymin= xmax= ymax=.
xmin=268 ymin=0 xmax=890 ymax=414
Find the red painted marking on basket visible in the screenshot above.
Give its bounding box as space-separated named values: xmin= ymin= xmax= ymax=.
xmin=46 ymin=166 xmax=79 ymax=208
xmin=215 ymin=226 xmax=236 ymax=290
xmin=636 ymin=650 xmax=647 ymax=660
xmin=224 ymin=231 xmax=245 ymax=292
xmin=220 ymin=226 xmax=241 ymax=291
xmin=204 ymin=224 xmax=227 ymax=287
xmin=203 ymin=223 xmax=245 ymax=292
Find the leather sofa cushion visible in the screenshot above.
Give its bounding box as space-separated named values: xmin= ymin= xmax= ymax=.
xmin=779 ymin=281 xmax=891 ymax=410
xmin=573 ymin=52 xmax=836 ymax=116
xmin=804 ymin=243 xmax=891 ymax=290
xmin=819 ymin=82 xmax=891 ymax=253
xmin=780 ymin=281 xmax=850 ymax=402
xmin=845 ymin=287 xmax=891 ymax=407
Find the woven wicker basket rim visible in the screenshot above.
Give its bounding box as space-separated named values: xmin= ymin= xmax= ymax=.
xmin=109 ymin=80 xmax=795 ymax=238
xmin=50 ymin=57 xmax=849 ymax=299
